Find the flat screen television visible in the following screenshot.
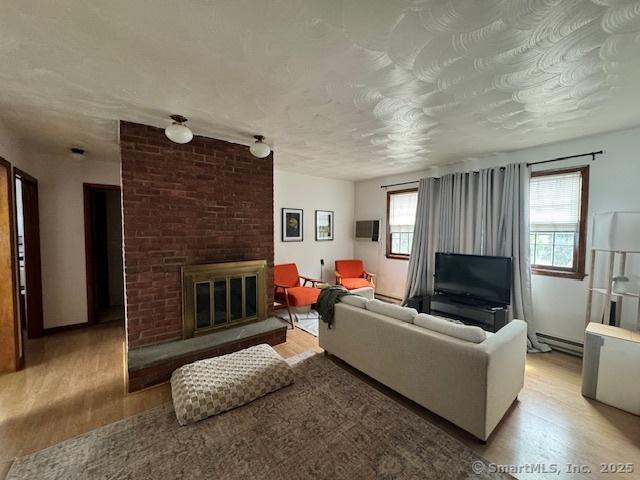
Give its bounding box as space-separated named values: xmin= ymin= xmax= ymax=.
xmin=434 ymin=253 xmax=512 ymax=306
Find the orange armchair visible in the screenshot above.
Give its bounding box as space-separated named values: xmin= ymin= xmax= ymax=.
xmin=335 ymin=259 xmax=375 ymax=291
xmin=274 ymin=263 xmax=322 ymax=329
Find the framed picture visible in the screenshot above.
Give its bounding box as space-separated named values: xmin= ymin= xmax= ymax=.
xmin=315 ymin=210 xmax=334 ymax=241
xmin=282 ymin=208 xmax=303 ymax=242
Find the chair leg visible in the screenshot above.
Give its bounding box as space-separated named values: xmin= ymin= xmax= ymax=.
xmin=286 ymin=305 xmax=295 ymax=329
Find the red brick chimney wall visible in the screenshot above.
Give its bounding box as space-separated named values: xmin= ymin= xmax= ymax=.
xmin=120 ymin=121 xmax=274 ymax=349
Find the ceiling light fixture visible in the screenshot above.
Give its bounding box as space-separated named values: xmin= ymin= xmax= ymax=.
xmin=249 ymin=135 xmax=271 ymax=158
xmin=70 ymin=147 xmax=85 ymax=160
xmin=165 ymin=114 xmax=193 ymax=144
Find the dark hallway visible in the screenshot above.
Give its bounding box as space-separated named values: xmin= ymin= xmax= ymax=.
xmin=85 ymin=185 xmax=124 ymax=324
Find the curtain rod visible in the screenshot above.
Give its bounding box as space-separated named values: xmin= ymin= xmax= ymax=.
xmin=526 ymin=150 xmax=603 ymax=167
xmin=380 ymin=167 xmax=508 ymax=188
xmin=380 ymin=150 xmax=603 ymax=189
xmin=380 ymin=180 xmax=419 ymax=189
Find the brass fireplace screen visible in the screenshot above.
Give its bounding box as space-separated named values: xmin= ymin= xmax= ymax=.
xmin=182 ymin=260 xmax=267 ymax=338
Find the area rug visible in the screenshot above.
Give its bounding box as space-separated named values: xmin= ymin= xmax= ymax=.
xmin=7 ymin=352 xmax=512 ymax=480
xmin=276 ymin=310 xmax=320 ymax=337
xmin=294 ymin=311 xmax=319 ymax=337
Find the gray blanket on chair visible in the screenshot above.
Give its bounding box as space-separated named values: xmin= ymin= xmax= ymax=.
xmin=316 ymin=286 xmax=351 ymax=328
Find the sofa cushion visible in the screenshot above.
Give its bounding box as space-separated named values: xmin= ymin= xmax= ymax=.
xmin=341 ymin=278 xmax=374 ymax=290
xmin=340 ymin=294 xmax=368 ymax=309
xmin=414 ymin=314 xmax=487 ymax=343
xmin=275 ymin=286 xmax=320 ymax=307
xmin=365 ymin=299 xmax=417 ymax=323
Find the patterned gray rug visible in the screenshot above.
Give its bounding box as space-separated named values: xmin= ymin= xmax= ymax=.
xmin=7 ymin=352 xmax=513 ymax=480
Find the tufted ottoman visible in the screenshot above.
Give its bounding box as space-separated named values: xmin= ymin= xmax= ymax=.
xmin=170 ymin=344 xmax=294 ymax=426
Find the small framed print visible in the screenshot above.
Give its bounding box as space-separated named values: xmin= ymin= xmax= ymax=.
xmin=315 ymin=210 xmax=334 ymax=241
xmin=282 ymin=208 xmax=303 ymax=242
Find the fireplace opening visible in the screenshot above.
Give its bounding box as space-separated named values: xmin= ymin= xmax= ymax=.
xmin=182 ymin=260 xmax=267 ymax=338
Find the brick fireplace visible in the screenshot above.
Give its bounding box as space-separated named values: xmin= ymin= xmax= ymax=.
xmin=120 ymin=121 xmax=275 ymax=350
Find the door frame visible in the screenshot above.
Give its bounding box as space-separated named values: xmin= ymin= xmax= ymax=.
xmin=83 ymin=183 xmax=122 ymax=324
xmin=14 ymin=168 xmax=44 ymax=339
xmin=0 ymin=157 xmax=21 ymax=371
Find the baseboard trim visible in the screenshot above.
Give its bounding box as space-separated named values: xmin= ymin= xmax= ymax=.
xmin=538 ymin=333 xmax=583 ymax=357
xmin=375 ymin=293 xmax=402 ymax=304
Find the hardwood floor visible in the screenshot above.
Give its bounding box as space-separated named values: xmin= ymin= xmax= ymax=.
xmin=0 ymin=322 xmax=638 ymax=479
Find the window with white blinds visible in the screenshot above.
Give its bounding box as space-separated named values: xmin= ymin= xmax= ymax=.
xmin=387 ymin=189 xmax=418 ymax=257
xmin=530 ymin=172 xmax=582 ymax=232
xmin=529 ymin=167 xmax=588 ymax=276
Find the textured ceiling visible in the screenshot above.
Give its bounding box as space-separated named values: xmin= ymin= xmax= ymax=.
xmin=1 ymin=0 xmax=640 ymax=180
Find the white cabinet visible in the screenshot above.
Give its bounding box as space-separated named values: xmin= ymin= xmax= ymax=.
xmin=582 ymin=323 xmax=640 ymax=415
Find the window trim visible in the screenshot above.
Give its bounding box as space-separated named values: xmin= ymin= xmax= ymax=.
xmin=530 ymin=165 xmax=589 ymax=280
xmin=386 ymin=187 xmax=418 ymax=260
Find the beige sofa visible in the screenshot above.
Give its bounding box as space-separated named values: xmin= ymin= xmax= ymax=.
xmin=319 ymin=301 xmax=527 ymax=441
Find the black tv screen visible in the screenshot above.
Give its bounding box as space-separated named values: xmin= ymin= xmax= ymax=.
xmin=434 ymin=253 xmax=512 ymax=306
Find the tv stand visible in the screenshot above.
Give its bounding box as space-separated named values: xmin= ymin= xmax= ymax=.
xmin=429 ymin=294 xmax=508 ymax=333
xmin=444 ymin=295 xmax=487 ymax=307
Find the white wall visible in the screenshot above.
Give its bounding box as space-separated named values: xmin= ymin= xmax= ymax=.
xmin=0 ymin=121 xmax=28 ymax=168
xmin=274 ymin=170 xmax=354 ymax=282
xmin=1 ymin=121 xmax=121 ymax=329
xmin=27 ymin=154 xmax=121 ymax=328
xmin=355 ymin=126 xmax=640 ymax=343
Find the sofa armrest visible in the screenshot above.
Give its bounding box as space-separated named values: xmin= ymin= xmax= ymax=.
xmin=480 ymin=320 xmax=527 ymax=440
xmin=482 ymin=320 xmax=527 ymax=355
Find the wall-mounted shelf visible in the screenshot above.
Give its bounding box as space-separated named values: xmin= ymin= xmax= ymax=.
xmin=588 ymin=287 xmax=640 ymax=299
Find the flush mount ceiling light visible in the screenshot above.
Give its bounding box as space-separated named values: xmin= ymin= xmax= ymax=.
xmin=165 ymin=114 xmax=193 ymax=144
xmin=70 ymin=147 xmax=85 ymax=160
xmin=249 ymin=135 xmax=271 ymax=158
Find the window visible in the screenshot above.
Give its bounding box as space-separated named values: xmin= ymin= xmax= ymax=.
xmin=386 ymin=188 xmax=418 ymax=259
xmin=529 ymin=166 xmax=589 ymax=279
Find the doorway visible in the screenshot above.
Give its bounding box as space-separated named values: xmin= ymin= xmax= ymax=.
xmin=84 ymin=184 xmax=124 ymax=324
xmin=14 ymin=168 xmax=44 ymax=339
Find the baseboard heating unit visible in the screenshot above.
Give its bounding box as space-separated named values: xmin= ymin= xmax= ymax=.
xmin=537 ymin=333 xmax=583 ymax=357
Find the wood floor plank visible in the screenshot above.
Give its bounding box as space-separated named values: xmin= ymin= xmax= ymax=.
xmin=0 ymin=322 xmax=638 ymax=480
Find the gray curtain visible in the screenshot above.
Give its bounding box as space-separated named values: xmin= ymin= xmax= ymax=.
xmin=404 ymin=178 xmax=439 ymax=299
xmin=439 ymin=173 xmax=480 ymax=254
xmin=496 ymin=164 xmax=551 ymax=352
xmin=403 ymin=163 xmax=550 ymax=352
xmin=476 ymin=168 xmax=502 ymax=256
